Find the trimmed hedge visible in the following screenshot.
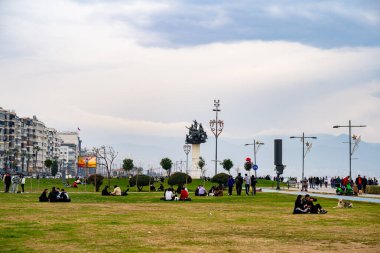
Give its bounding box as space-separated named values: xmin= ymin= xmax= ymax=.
xmin=211 ymin=173 xmax=229 ymax=187
xmin=129 ymin=175 xmax=153 ymax=191
xmin=366 ymin=185 xmax=380 ymax=194
xmin=168 ymin=172 xmax=192 ymax=186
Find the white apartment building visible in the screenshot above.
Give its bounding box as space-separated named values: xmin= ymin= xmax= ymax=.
xmin=58 ymin=131 xmax=80 ymax=176
xmin=0 ymin=107 xmax=64 ymax=175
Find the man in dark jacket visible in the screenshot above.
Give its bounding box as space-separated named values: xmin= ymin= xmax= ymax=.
xmin=4 ymin=173 xmax=11 ymax=193
xmin=235 ymin=173 xmax=243 ymax=196
xmin=250 ymin=175 xmax=257 ymax=195
xmin=48 ymin=187 xmax=59 ymax=202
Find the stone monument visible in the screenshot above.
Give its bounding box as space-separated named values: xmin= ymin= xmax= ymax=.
xmin=185 ymin=120 xmax=208 ymax=179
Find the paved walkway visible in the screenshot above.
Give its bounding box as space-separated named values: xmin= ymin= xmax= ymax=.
xmin=263 ymin=188 xmax=380 ymax=204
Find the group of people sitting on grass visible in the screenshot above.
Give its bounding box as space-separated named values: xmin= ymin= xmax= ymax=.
xmin=160 ymin=187 xmax=192 ymax=201
xmin=39 ymin=187 xmax=71 ymax=202
xmin=293 ymin=194 xmax=327 ymax=214
xmin=101 ymin=185 xmax=129 ymax=196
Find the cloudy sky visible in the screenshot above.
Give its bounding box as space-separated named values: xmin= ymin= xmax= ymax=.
xmin=1 ymin=0 xmax=379 ymax=174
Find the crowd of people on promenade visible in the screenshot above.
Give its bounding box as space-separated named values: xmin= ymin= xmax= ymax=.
xmin=39 ymin=187 xmax=71 ymax=202
xmin=296 ymin=174 xmax=378 ymax=193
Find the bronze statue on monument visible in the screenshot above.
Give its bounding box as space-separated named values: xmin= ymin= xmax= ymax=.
xmin=186 ymin=120 xmax=208 ymax=144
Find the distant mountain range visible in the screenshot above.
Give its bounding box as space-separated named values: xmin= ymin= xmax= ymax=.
xmin=94 ymin=133 xmax=379 ymax=179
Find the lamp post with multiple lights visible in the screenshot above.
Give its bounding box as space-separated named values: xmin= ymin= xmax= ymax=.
xmin=210 ymin=100 xmax=224 ymax=176
xmin=183 ymin=144 xmax=191 ymax=175
xmin=290 ymin=133 xmax=317 ymax=180
xmin=333 ymin=120 xmax=366 ymax=178
xmin=244 ymin=140 xmax=264 ymax=177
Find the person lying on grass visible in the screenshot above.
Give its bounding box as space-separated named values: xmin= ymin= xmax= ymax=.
xmin=303 ymin=194 xmax=327 ymax=214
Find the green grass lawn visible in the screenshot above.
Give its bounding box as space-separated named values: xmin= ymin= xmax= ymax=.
xmin=0 ymin=189 xmax=379 ymax=252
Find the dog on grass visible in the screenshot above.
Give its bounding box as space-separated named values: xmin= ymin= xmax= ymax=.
xmin=334 ymin=198 xmax=353 ymax=208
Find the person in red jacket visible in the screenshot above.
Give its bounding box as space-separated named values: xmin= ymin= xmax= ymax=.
xmin=180 ymin=187 xmax=191 ymax=201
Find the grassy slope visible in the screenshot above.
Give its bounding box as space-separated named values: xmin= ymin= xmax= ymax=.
xmin=0 ymin=191 xmax=379 ymax=253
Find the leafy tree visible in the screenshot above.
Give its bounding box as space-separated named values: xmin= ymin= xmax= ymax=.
xmin=168 ymin=172 xmax=192 ymax=186
xmin=129 ymin=175 xmax=152 ymax=191
xmin=198 ymin=156 xmax=205 ymax=171
xmin=87 ymin=174 xmax=104 ymax=192
xmin=160 ymin=157 xmax=173 ymax=176
xmin=122 ymin=158 xmax=134 ymax=175
xmin=220 ymin=159 xmax=234 ymax=174
xmin=51 ymin=160 xmax=59 ymax=177
xmin=44 ymin=159 xmax=52 ymax=169
xmin=211 ymin=173 xmax=229 ymax=187
xmin=44 ymin=159 xmax=53 ymax=174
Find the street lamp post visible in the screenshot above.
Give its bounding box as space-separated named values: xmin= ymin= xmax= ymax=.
xmin=244 ymin=140 xmax=264 ymax=177
xmin=290 ymin=132 xmax=317 ymax=180
xmin=333 ymin=120 xmax=366 ymax=178
xmin=183 ymin=144 xmax=191 ymax=175
xmin=210 ymin=99 xmax=224 ymax=176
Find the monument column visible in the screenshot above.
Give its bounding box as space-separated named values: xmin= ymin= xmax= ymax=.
xmin=190 ymin=144 xmax=201 ymax=179
xmin=185 ymin=120 xmax=208 ymax=179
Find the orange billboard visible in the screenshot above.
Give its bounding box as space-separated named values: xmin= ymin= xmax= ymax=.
xmin=78 ymin=156 xmax=97 ymax=168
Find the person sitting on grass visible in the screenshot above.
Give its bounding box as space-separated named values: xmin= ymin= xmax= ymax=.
xmin=102 ymin=185 xmax=111 ymax=196
xmin=59 ymin=189 xmax=71 ymax=202
xmin=164 ymin=187 xmax=175 ymax=201
xmin=150 ymin=184 xmax=156 ymax=191
xmin=180 ymin=187 xmax=191 ymax=201
xmin=293 ymin=195 xmax=310 ymax=214
xmin=72 ymin=181 xmax=78 ymax=188
xmin=158 ymin=184 xmax=164 ymax=191
xmin=39 ymin=189 xmax=49 ymax=202
xmin=48 ymin=187 xmax=60 ymax=202
xmin=197 ymin=185 xmax=207 ymax=196
xmin=110 ymin=185 xmax=122 ymax=196
xmin=214 ymin=186 xmax=224 ymax=197
xmin=303 ymin=194 xmax=327 ymax=214
xmin=208 ymin=186 xmax=216 ymax=196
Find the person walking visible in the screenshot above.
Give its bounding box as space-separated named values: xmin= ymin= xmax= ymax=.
xmin=355 ymin=175 xmax=363 ymax=193
xmin=227 ymin=175 xmax=234 ymax=196
xmin=362 ymin=176 xmax=368 ymax=193
xmin=21 ymin=175 xmax=26 ymax=193
xmin=4 ymin=173 xmax=11 ymax=193
xmin=11 ymin=174 xmax=21 ymax=193
xmin=250 ymin=175 xmax=257 ymax=196
xmin=244 ymin=174 xmax=250 ymax=196
xmin=235 ymin=173 xmax=243 ymax=196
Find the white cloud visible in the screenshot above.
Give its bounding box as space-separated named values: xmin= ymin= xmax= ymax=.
xmin=0 ymin=0 xmax=379 ymax=148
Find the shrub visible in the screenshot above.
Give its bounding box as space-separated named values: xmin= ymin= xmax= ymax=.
xmin=168 ymin=172 xmax=192 ymax=186
xmin=366 ymin=186 xmax=380 ymax=194
xmin=129 ymin=175 xmax=153 ymax=191
xmin=211 ymin=173 xmax=229 ymax=187
xmin=87 ymin=174 xmax=104 ymax=192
